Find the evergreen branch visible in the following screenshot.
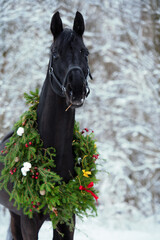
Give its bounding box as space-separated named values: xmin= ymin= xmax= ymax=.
xmin=0 ymin=89 xmax=99 ymax=230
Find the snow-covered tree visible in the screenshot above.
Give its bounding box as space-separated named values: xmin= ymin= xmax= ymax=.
xmin=0 ymin=0 xmax=160 ymax=225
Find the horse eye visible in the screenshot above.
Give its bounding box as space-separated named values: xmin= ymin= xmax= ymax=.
xmin=52 ymin=51 xmax=59 ymax=60
xmin=80 ymin=49 xmax=89 ymax=57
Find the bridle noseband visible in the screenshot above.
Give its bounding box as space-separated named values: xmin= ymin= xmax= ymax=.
xmin=49 ymin=54 xmax=92 ymax=98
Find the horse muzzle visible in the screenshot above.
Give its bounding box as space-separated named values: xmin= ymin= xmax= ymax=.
xmin=65 ymin=85 xmax=87 ymax=108
xmin=65 ymin=67 xmax=90 ymax=108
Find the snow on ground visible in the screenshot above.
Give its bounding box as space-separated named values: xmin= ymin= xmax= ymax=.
xmin=1 ymin=206 xmax=160 ymax=240
xmin=74 ymin=218 xmax=160 ymax=240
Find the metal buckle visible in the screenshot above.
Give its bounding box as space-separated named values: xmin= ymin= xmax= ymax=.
xmin=49 ymin=67 xmax=53 ymax=74
xmin=62 ymin=86 xmax=66 ymax=95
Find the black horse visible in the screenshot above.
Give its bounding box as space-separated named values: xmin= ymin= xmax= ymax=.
xmin=0 ymin=11 xmax=92 ymax=240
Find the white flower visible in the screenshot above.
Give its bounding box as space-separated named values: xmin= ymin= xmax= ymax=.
xmin=17 ymin=127 xmax=24 ymax=136
xmin=21 ymin=167 xmax=27 ymax=176
xmin=21 ymin=162 xmax=32 ymax=176
xmin=23 ymin=162 xmax=32 ymax=170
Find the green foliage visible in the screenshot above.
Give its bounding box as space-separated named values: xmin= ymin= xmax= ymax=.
xmin=0 ymin=89 xmax=99 ymax=230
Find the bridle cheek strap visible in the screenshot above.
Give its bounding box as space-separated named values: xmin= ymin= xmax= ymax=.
xmin=49 ymin=66 xmax=66 ymax=97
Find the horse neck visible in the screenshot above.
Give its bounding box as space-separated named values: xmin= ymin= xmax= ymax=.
xmin=37 ymin=72 xmax=75 ymax=181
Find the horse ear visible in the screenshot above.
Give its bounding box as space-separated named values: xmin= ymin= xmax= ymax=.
xmin=50 ymin=12 xmax=63 ymax=39
xmin=73 ymin=11 xmax=85 ymax=36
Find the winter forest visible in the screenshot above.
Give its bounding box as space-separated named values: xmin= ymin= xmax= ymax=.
xmin=0 ymin=0 xmax=160 ymax=239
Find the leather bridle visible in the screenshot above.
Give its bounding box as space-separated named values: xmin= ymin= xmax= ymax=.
xmin=48 ymin=54 xmax=92 ymax=98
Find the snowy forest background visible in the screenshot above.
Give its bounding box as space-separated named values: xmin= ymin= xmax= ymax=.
xmin=0 ymin=0 xmax=160 ymax=239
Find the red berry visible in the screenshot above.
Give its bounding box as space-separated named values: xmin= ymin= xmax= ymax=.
xmin=33 ymin=205 xmax=36 ymax=208
xmin=14 ymin=143 xmax=16 ymax=146
xmin=81 ymin=130 xmax=85 ymax=134
xmin=35 ymin=176 xmax=38 ymax=179
xmin=34 ymin=167 xmax=38 ymax=170
xmin=92 ymin=154 xmax=99 ymax=159
xmin=29 ymin=142 xmax=32 ymax=145
xmin=1 ymin=150 xmax=3 ymax=153
xmin=85 ymin=128 xmax=89 ymax=132
xmin=29 ymin=209 xmax=32 ymax=212
xmin=36 ymin=172 xmax=39 ymax=176
xmin=10 ymin=170 xmax=13 ymax=175
xmin=13 ymin=168 xmax=17 ymax=172
xmin=31 ymin=201 xmax=34 ymax=204
xmin=25 ymin=144 xmax=28 ymax=148
xmin=32 ymin=176 xmax=35 ymax=179
xmin=93 ymin=154 xmax=99 ymax=160
xmin=37 ymin=202 xmax=40 ymax=206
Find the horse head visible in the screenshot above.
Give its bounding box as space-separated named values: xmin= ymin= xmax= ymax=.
xmin=49 ymin=11 xmax=92 ymax=108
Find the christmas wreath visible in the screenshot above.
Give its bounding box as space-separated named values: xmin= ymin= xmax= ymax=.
xmin=0 ymin=89 xmax=99 ymax=229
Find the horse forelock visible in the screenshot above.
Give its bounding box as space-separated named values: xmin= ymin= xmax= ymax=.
xmin=53 ymin=29 xmax=84 ymax=53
